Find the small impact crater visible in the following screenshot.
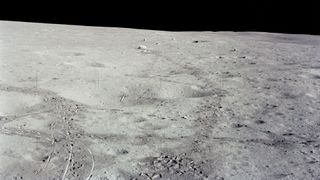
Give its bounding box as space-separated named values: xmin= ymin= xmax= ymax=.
xmin=120 ymin=83 xmax=215 ymax=105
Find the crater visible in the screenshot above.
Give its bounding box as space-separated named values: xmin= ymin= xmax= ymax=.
xmin=121 ymin=83 xmax=214 ymax=106
xmin=158 ymin=84 xmax=214 ymax=99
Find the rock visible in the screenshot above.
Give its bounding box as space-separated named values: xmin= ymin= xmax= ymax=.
xmin=170 ymin=159 xmax=177 ymax=164
xmin=137 ymin=45 xmax=147 ymax=50
xmin=255 ymin=120 xmax=266 ymax=124
xmin=152 ymin=173 xmax=162 ymax=179
xmin=117 ymin=149 xmax=129 ymax=155
xmin=231 ymin=123 xmax=245 ymax=128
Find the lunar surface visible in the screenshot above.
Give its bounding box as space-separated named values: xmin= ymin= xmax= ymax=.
xmin=0 ymin=21 xmax=320 ymax=180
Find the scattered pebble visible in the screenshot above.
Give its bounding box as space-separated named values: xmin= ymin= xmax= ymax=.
xmin=138 ymin=154 xmax=206 ymax=178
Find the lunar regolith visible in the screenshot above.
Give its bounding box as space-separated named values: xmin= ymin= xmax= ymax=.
xmin=0 ymin=21 xmax=320 ymax=179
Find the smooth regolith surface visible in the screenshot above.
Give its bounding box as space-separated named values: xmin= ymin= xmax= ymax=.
xmin=0 ymin=21 xmax=320 ymax=180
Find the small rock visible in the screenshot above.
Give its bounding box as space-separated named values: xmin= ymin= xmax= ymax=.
xmin=255 ymin=120 xmax=265 ymax=124
xmin=117 ymin=149 xmax=129 ymax=155
xmin=171 ymin=160 xmax=178 ymax=164
xmin=138 ymin=45 xmax=147 ymax=50
xmin=152 ymin=173 xmax=162 ymax=179
xmin=232 ymin=123 xmax=245 ymax=128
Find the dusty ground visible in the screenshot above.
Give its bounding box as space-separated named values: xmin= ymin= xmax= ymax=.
xmin=0 ymin=21 xmax=320 ymax=180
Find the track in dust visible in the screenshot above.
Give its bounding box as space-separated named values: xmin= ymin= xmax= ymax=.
xmin=0 ymin=84 xmax=97 ymax=179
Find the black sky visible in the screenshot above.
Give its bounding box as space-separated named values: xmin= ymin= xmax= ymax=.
xmin=1 ymin=1 xmax=318 ymax=34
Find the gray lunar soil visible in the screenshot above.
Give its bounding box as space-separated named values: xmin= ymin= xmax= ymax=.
xmin=0 ymin=21 xmax=320 ymax=180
